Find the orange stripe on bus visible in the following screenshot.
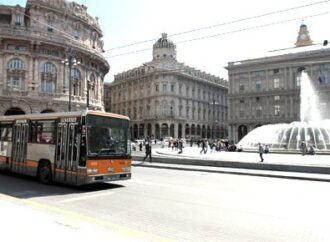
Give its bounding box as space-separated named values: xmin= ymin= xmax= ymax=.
xmin=87 ymin=159 xmax=132 ymax=174
xmin=55 ymin=168 xmax=86 ymax=175
xmin=0 ymin=156 xmax=7 ymax=162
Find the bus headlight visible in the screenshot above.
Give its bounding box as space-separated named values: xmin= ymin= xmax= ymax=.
xmin=122 ymin=167 xmax=131 ymax=172
xmin=87 ymin=168 xmax=98 ymax=174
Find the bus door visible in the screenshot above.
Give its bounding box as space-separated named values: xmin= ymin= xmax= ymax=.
xmin=11 ymin=122 xmax=29 ymax=174
xmin=55 ymin=122 xmax=80 ymax=184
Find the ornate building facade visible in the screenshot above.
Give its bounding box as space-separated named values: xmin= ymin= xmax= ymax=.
xmin=227 ymin=24 xmax=330 ymax=142
xmin=105 ymin=33 xmax=228 ymax=140
xmin=0 ymin=0 xmax=109 ymax=115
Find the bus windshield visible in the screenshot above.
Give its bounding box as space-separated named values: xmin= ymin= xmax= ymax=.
xmin=86 ymin=114 xmax=130 ymax=157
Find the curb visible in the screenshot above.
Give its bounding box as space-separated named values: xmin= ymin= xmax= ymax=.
xmin=132 ymin=161 xmax=330 ymax=183
xmin=132 ymin=155 xmax=330 ymax=175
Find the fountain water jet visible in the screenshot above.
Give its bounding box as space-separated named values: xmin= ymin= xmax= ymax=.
xmin=237 ymin=71 xmax=330 ymax=152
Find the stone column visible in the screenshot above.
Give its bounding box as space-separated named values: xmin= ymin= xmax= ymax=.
xmin=174 ymin=122 xmax=178 ymax=139
xmin=143 ymin=123 xmax=148 ymax=139
xmin=181 ymin=123 xmax=186 ymax=139
xmin=152 ymin=123 xmax=156 ymax=139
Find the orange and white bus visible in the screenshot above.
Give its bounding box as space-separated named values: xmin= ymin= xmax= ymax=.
xmin=0 ymin=110 xmax=131 ymax=185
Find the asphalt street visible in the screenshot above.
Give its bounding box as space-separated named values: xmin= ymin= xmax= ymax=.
xmin=1 ymin=165 xmax=330 ymax=241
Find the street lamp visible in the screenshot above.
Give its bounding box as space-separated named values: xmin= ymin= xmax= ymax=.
xmin=62 ymin=56 xmax=80 ymax=112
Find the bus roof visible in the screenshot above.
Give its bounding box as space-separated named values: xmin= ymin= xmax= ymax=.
xmin=0 ymin=110 xmax=130 ymax=122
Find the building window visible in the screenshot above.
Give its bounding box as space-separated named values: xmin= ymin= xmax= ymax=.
xmin=41 ymin=62 xmax=56 ymax=93
xmin=179 ymin=84 xmax=182 ymax=94
xmin=74 ymin=28 xmax=80 ymax=39
xmin=163 ymin=83 xmax=167 ymax=92
xmin=239 ymin=108 xmax=244 ymax=118
xmin=274 ymin=78 xmax=280 ymax=89
xmin=296 ymin=76 xmax=301 ymax=87
xmin=7 ymin=58 xmax=24 ymax=69
xmin=274 ymin=105 xmax=280 ymax=116
xmin=256 ymin=106 xmax=262 ymax=118
xmin=239 ymin=83 xmax=244 ymax=92
xmin=256 ymin=80 xmax=262 ymax=91
xmin=274 ymin=95 xmax=280 ymax=101
xmin=73 ymin=25 xmax=80 ymax=39
xmin=155 ymin=84 xmax=159 ymax=92
xmin=92 ymin=32 xmax=97 ymax=48
xmin=47 ymin=20 xmax=53 ymax=32
xmin=7 ymin=58 xmax=25 ymax=91
xmin=71 ymin=68 xmax=81 ymax=96
xmin=273 ymin=69 xmax=279 ymax=74
xmin=318 ymin=64 xmax=329 ymax=84
xmin=15 ymin=15 xmax=21 ymax=26
xmin=171 ymin=83 xmax=175 ymax=92
xmin=256 ymin=97 xmax=260 ymax=102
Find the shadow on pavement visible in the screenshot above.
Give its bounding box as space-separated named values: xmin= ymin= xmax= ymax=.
xmin=0 ymin=171 xmax=124 ymax=199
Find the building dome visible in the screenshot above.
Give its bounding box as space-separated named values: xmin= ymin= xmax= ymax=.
xmin=152 ymin=33 xmax=176 ymax=61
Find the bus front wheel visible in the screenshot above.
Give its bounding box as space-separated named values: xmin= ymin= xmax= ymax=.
xmin=38 ymin=161 xmax=52 ymax=184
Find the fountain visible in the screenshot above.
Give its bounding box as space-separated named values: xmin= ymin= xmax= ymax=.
xmin=237 ymin=71 xmax=330 ymax=153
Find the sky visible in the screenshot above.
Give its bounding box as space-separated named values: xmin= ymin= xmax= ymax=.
xmin=3 ymin=0 xmax=330 ymax=82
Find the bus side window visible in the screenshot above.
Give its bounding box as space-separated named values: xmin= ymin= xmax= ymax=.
xmin=0 ymin=124 xmax=12 ymax=142
xmin=30 ymin=121 xmax=55 ymax=144
xmin=30 ymin=121 xmax=38 ymax=143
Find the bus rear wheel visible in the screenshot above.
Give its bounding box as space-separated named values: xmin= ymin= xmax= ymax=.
xmin=38 ymin=161 xmax=52 ymax=184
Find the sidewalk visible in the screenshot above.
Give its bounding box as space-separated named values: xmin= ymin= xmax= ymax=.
xmin=132 ymin=146 xmax=330 ymax=179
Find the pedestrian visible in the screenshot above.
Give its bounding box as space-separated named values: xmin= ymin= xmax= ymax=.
xmin=143 ymin=142 xmax=152 ymax=162
xmin=178 ymin=139 xmax=184 ymax=154
xmin=258 ymin=143 xmax=264 ymax=162
xmin=200 ymin=139 xmax=207 ymax=154
xmin=139 ymin=142 xmax=143 ymax=151
xmin=300 ymin=141 xmax=307 ymax=155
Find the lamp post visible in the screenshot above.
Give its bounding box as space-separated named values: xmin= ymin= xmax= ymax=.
xmin=62 ymin=56 xmax=80 ymax=112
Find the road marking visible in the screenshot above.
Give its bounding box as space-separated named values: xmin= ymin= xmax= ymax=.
xmin=0 ymin=193 xmax=174 ymax=242
xmin=57 ymin=191 xmax=114 ymax=204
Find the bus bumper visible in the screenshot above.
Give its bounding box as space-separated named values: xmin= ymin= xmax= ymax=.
xmin=85 ymin=172 xmax=131 ymax=184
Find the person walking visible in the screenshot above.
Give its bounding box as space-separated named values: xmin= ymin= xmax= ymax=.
xmin=258 ymin=143 xmax=264 ymax=162
xmin=300 ymin=141 xmax=307 ymax=155
xmin=139 ymin=142 xmax=143 ymax=151
xmin=178 ymin=139 xmax=183 ymax=154
xmin=143 ymin=143 xmax=152 ymax=162
xmin=200 ymin=139 xmax=207 ymax=154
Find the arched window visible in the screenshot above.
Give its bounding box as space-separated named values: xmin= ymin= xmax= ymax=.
xmin=7 ymin=58 xmax=25 ymax=91
xmin=71 ymin=68 xmax=81 ymax=96
xmin=7 ymin=58 xmax=25 ymax=69
xmin=41 ymin=62 xmax=56 ymax=93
